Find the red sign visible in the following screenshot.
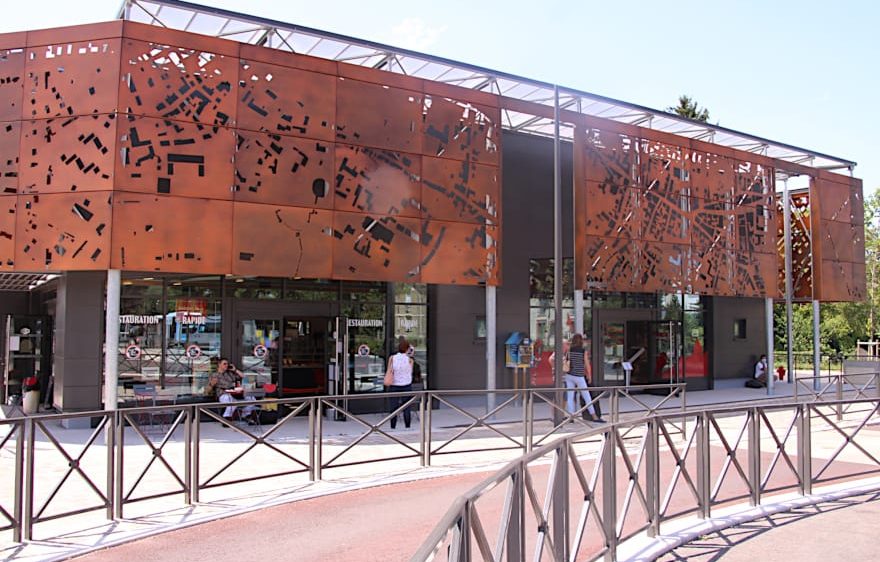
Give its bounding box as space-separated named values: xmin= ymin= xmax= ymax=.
xmin=175 ymin=298 xmax=208 ymax=325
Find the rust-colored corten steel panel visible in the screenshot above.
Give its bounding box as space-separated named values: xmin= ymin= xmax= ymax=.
xmin=111 ymin=192 xmax=232 ymax=273
xmin=234 ymin=130 xmax=334 ymax=208
xmin=335 ymin=77 xmax=423 ymax=154
xmin=232 ymin=201 xmax=333 ymax=278
xmin=20 ymin=115 xmax=117 ymax=193
xmin=0 ymin=48 xmax=24 ymax=122
xmin=0 ymin=121 xmax=20 ymax=195
xmin=421 ymin=155 xmax=499 ymax=224
xmin=331 ymin=211 xmax=421 ymax=282
xmin=0 ymin=195 xmax=15 ymax=269
xmin=115 ymin=115 xmax=234 ymax=199
xmin=808 ymin=175 xmax=866 ymax=301
xmin=422 ymin=95 xmax=500 ymax=166
xmin=420 ymin=221 xmax=499 ymax=285
xmin=15 ymin=192 xmax=112 ymax=270
xmin=118 ymin=39 xmax=237 ymax=127
xmin=778 ymin=192 xmax=813 ymax=300
xmin=237 ymin=59 xmax=336 ymax=142
xmin=583 ymin=182 xmax=641 ymax=239
xmin=334 ymin=144 xmax=421 ymax=218
xmin=577 ymin=127 xmax=777 ymax=297
xmin=24 ymin=39 xmax=121 ymax=119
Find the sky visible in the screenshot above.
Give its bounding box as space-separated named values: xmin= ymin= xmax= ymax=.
xmin=3 ymin=0 xmax=878 ymax=195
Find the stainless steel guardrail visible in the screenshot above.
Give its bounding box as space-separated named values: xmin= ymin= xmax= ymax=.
xmin=0 ymin=384 xmax=684 ymax=542
xmin=412 ymin=397 xmax=880 ymax=562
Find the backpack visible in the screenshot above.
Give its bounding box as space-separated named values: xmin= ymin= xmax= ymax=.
xmin=745 ymin=378 xmax=765 ymax=389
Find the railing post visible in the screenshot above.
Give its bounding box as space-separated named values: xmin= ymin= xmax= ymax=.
xmin=836 ymin=375 xmax=843 ymax=421
xmin=192 ymin=406 xmax=201 ymax=504
xmin=748 ymin=408 xmax=761 ymax=506
xmin=552 ymin=441 xmax=569 ymax=561
xmin=455 ymin=502 xmax=472 ymax=562
xmin=646 ymin=419 xmax=660 ymax=537
xmin=106 ymin=412 xmax=115 ymax=520
xmin=611 ymin=390 xmax=620 ymax=424
xmin=313 ymin=398 xmax=322 ymax=481
xmin=602 ymin=427 xmax=617 ymax=561
xmin=506 ymin=462 xmax=524 ymax=562
xmin=525 ymin=390 xmax=534 ymax=454
xmin=419 ymin=392 xmax=427 ymax=468
xmin=184 ymin=407 xmax=192 ymax=505
xmin=696 ymin=411 xmax=711 ymax=519
xmin=424 ymin=393 xmax=433 ymax=467
xmin=681 ymin=386 xmax=687 ymax=437
xmin=798 ymin=403 xmax=812 ymax=496
xmin=22 ymin=417 xmax=34 ymax=541
xmin=11 ymin=421 xmax=23 ymax=543
xmin=114 ymin=410 xmax=124 ymax=519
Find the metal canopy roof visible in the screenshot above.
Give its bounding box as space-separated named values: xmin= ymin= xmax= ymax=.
xmin=0 ymin=273 xmax=57 ymax=292
xmin=118 ymin=0 xmax=856 ymax=172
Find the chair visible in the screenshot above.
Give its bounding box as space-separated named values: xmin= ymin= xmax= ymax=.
xmin=132 ymin=384 xmax=175 ymax=434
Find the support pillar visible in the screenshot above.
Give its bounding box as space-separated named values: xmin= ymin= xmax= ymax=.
xmin=766 ymin=297 xmax=775 ymax=396
xmin=552 ymin=85 xmax=564 ymax=423
xmin=812 ymin=300 xmax=821 ymax=391
xmin=486 ymin=285 xmax=496 ymax=413
xmin=104 ymin=270 xmax=121 ymax=411
xmin=574 ymin=290 xmax=584 ymax=335
xmin=783 ymin=178 xmax=794 ymax=382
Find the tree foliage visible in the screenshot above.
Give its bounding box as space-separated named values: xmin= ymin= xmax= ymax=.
xmin=667 ymin=95 xmax=710 ymax=122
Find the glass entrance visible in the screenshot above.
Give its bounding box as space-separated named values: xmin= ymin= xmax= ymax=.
xmin=594 ymin=310 xmax=683 ymax=386
xmin=238 ymin=319 xmax=280 ymax=390
xmin=279 ymin=317 xmax=333 ymax=397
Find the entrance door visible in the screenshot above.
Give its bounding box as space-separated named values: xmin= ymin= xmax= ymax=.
xmin=278 ymin=317 xmax=334 ymax=397
xmin=238 ymin=318 xmax=281 ymax=390
xmin=593 ymin=309 xmax=653 ymax=386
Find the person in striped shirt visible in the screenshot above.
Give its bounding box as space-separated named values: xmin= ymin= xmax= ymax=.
xmin=565 ymin=334 xmax=605 ymax=423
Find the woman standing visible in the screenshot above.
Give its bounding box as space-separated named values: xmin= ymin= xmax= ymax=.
xmin=385 ymin=338 xmax=414 ymax=429
xmin=565 ymin=334 xmax=605 ymax=423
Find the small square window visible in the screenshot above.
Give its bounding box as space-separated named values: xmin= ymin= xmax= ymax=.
xmin=474 ymin=315 xmax=487 ymax=341
xmin=733 ymin=318 xmax=747 ymax=339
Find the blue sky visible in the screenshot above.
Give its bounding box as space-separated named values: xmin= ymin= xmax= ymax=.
xmin=4 ymin=0 xmax=878 ymax=195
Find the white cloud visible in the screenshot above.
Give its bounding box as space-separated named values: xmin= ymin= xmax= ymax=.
xmin=390 ymin=17 xmax=447 ymax=51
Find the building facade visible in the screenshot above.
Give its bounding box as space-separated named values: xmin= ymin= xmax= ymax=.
xmin=0 ymin=4 xmax=866 ymax=411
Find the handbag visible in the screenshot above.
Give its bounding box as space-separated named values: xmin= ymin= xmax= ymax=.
xmin=562 ymin=353 xmax=571 ymax=374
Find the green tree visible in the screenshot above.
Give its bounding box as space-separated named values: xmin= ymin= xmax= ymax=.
xmin=667 ymin=95 xmax=710 ymax=122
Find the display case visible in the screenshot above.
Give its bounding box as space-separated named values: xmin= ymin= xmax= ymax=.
xmin=3 ymin=315 xmax=51 ymax=404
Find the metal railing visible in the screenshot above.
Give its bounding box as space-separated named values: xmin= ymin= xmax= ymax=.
xmin=0 ymin=384 xmax=684 ymax=542
xmin=412 ymin=397 xmax=880 ymax=562
xmin=794 ymin=372 xmax=880 ymax=421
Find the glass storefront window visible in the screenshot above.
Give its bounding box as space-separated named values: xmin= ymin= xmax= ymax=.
xmin=344 ymin=302 xmax=386 ymax=393
xmin=228 ymin=277 xmax=282 ymax=299
xmin=285 ymin=278 xmax=338 ymax=301
xmin=683 ymin=310 xmax=708 ymax=378
xmin=342 ymin=281 xmax=386 ymax=302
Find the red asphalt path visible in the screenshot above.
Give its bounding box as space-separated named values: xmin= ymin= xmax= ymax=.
xmin=74 ymin=471 xmax=494 ymax=562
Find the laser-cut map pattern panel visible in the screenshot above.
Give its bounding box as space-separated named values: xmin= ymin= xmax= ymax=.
xmin=811 ymin=175 xmax=865 ymax=301
xmin=0 ymin=121 xmax=19 ymax=195
xmin=237 ymin=60 xmax=336 ymax=142
xmin=118 ymin=39 xmax=236 ymax=127
xmin=0 ymin=22 xmax=501 ymax=284
xmin=334 ymin=144 xmax=421 ymax=218
xmin=779 ymin=192 xmax=813 ymax=300
xmin=0 ymin=48 xmax=24 ymax=122
xmin=15 ymin=192 xmax=112 ymax=270
xmin=234 ymin=130 xmax=334 ymax=208
xmin=111 ymin=192 xmax=231 ymax=273
xmin=0 ymin=196 xmax=15 ymax=269
xmin=577 ymin=125 xmax=776 ymax=297
xmin=116 ymin=115 xmax=233 ymax=199
xmin=25 ymin=39 xmax=121 ymax=119
xmin=232 ymin=202 xmax=333 ymax=278
xmin=21 ymin=115 xmax=117 ymax=193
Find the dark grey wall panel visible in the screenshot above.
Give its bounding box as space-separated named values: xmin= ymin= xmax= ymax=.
xmin=711 ymin=296 xmax=767 ymax=380
xmin=432 ymin=132 xmax=573 ymax=389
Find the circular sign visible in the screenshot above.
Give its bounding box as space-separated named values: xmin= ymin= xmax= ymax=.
xmin=253 ymin=344 xmax=269 ymax=360
xmin=185 ymin=344 xmax=201 ymax=359
xmin=124 ymin=344 xmax=142 ymax=360
xmin=357 ymin=344 xmax=370 ymax=357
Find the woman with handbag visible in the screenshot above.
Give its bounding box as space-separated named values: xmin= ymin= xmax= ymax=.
xmin=384 ymin=337 xmax=414 ymax=429
xmin=565 ymin=334 xmax=605 ymax=423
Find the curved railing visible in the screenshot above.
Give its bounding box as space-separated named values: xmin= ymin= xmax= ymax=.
xmin=411 ymin=396 xmax=880 ymax=562
xmin=0 ymin=384 xmax=684 ymax=542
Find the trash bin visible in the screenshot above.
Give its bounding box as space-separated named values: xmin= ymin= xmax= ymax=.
xmin=22 ymin=376 xmax=40 ymax=415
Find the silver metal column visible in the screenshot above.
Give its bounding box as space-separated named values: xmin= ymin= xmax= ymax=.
xmin=486 ymin=285 xmax=497 ymax=413
xmin=552 ymin=85 xmax=563 ymax=422
xmin=812 ymin=300 xmax=821 ymax=391
xmin=574 ymin=290 xmax=584 ymax=334
xmin=783 ymin=179 xmax=794 ymax=382
xmin=104 ymin=269 xmax=121 ymax=411
xmin=766 ymin=297 xmax=775 ymax=395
